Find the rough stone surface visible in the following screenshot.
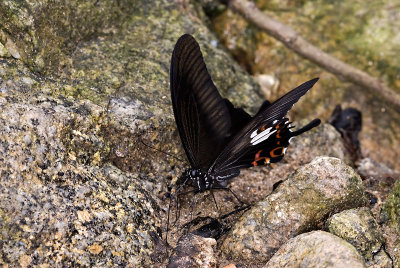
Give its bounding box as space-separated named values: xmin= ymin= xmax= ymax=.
xmin=168 ymin=234 xmax=217 ymax=268
xmin=0 ymin=95 xmax=158 ymax=266
xmin=327 ymin=207 xmax=392 ymax=267
xmin=221 ymin=156 xmax=367 ymax=264
xmin=265 ymin=231 xmax=367 ymax=268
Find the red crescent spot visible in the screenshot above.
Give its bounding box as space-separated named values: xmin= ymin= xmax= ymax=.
xmin=255 ymin=150 xmax=262 ymax=159
xmin=270 ymin=146 xmax=284 ymax=157
xmin=252 ymin=150 xmax=271 ymax=166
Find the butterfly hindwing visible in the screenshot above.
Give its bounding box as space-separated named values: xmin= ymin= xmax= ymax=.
xmin=170 ymin=34 xmax=233 ymax=169
xmin=224 ymin=98 xmax=252 ymax=138
xmin=237 ymin=118 xmax=292 ymax=168
xmin=210 ymin=78 xmax=320 ymax=174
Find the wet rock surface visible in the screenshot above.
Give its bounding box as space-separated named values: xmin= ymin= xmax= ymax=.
xmin=327 ymin=207 xmax=392 ymax=267
xmin=221 ymin=156 xmax=367 ymax=264
xmin=0 ymin=0 xmax=265 ymax=265
xmin=265 ymin=231 xmax=367 ymax=268
xmin=0 ymin=0 xmax=256 ymax=266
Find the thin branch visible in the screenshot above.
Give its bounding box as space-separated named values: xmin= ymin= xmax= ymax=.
xmin=226 ymin=0 xmax=400 ymax=110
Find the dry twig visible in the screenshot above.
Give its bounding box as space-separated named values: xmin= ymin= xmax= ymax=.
xmin=226 ymin=0 xmax=400 ymax=110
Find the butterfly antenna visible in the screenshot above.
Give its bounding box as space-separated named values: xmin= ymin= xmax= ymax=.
xmin=173 ymin=191 xmax=181 ymax=227
xmin=139 ymin=139 xmax=184 ymax=163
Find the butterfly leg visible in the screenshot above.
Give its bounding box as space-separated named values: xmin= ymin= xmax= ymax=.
xmin=188 ymin=193 xmax=198 ymax=223
xmin=210 ymin=189 xmax=220 ymax=213
xmin=172 ymin=189 xmax=197 ymax=227
xmin=213 ymin=186 xmax=247 ymax=207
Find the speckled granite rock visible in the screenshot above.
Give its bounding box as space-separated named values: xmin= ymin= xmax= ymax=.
xmin=0 ymin=94 xmax=159 ymax=266
xmin=221 ymin=156 xmax=367 ymax=264
xmin=380 ymin=179 xmax=400 ymax=268
xmin=265 ymin=231 xmax=366 ymax=268
xmin=168 ymin=234 xmax=217 ymax=268
xmin=327 ymin=207 xmax=392 ymax=267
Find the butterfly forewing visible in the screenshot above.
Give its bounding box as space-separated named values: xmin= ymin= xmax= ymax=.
xmin=211 ymin=78 xmax=319 ymax=175
xmin=170 ymin=34 xmax=232 ymax=169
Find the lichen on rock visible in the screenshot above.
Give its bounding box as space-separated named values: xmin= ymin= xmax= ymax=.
xmin=327 ymin=207 xmax=392 ymax=267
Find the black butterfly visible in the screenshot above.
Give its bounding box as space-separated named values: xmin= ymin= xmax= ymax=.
xmin=170 ymin=34 xmax=320 ymax=196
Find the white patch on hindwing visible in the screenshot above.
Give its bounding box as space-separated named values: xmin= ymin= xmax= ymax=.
xmin=250 ymin=118 xmax=290 ymax=145
xmin=250 ymin=128 xmax=259 ymax=138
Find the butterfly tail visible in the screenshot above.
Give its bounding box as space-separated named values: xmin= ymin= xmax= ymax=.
xmin=290 ymin=118 xmax=321 ymax=137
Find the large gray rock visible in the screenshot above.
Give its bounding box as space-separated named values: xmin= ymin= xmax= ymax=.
xmin=265 ymin=231 xmax=366 ymax=268
xmin=221 ymin=156 xmax=367 ymax=264
xmin=327 ymin=207 xmax=392 ymax=267
xmin=0 ymin=96 xmax=158 ymax=266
